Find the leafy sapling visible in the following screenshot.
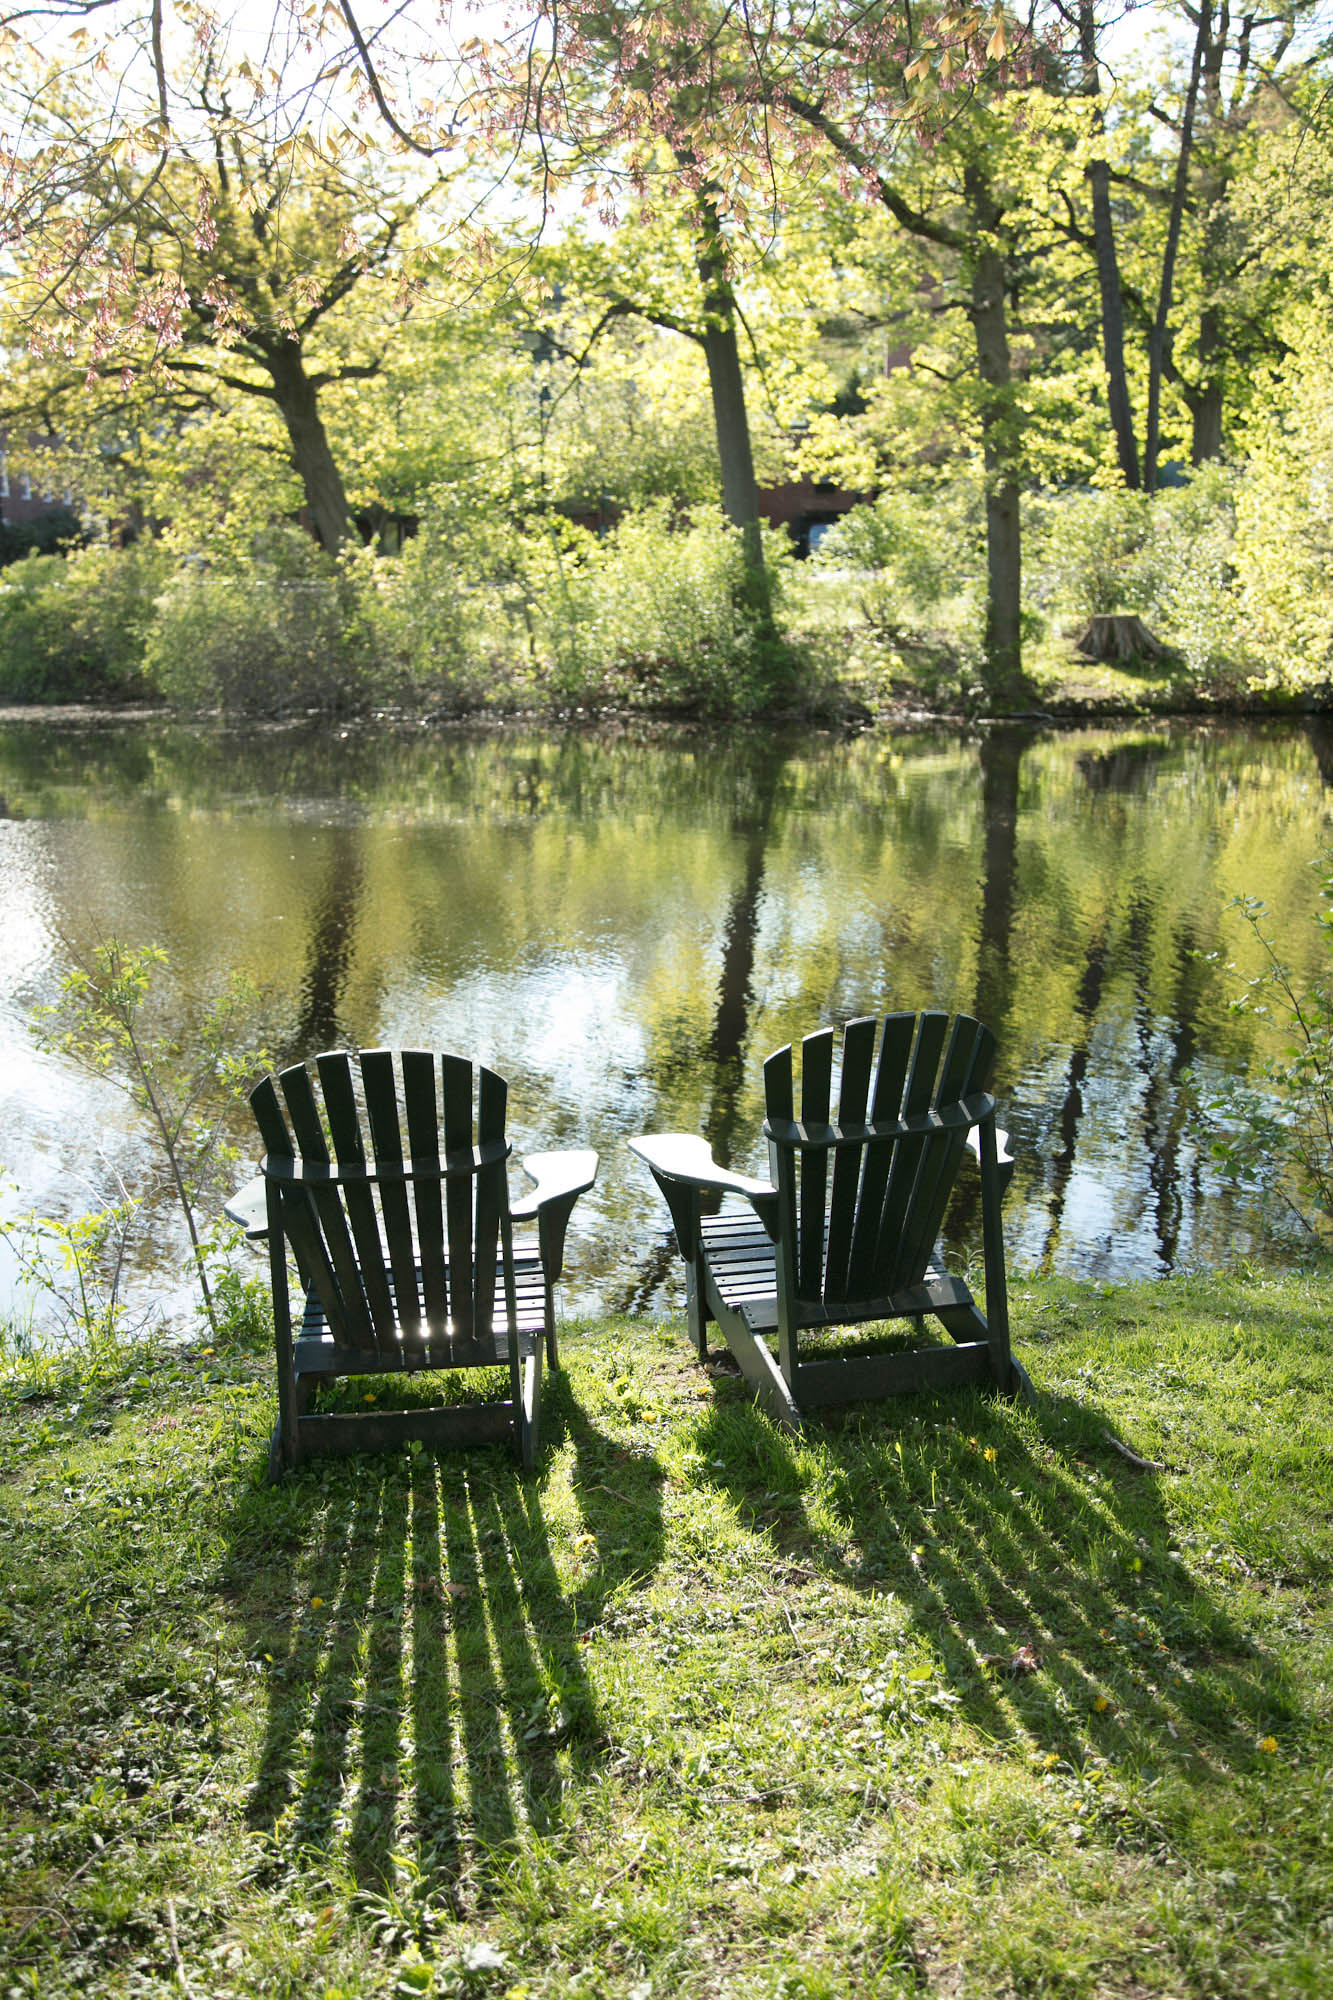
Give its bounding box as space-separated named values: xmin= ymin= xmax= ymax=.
xmin=32 ymin=938 xmax=267 ymax=1338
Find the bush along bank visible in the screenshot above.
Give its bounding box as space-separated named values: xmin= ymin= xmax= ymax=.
xmin=4 ymin=471 xmax=1332 ymax=724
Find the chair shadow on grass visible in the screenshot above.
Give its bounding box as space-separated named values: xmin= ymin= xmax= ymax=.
xmin=691 ymin=1354 xmax=1292 ymax=1780
xmin=223 ymin=1366 xmax=666 ymax=1906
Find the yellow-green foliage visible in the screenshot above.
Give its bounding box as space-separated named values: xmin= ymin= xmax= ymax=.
xmin=1232 ymin=301 xmax=1333 ymax=692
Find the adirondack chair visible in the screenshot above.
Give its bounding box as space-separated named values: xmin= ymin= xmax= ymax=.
xmin=224 ymin=1048 xmax=597 ymax=1477
xmin=629 ymin=1010 xmax=1024 ymax=1428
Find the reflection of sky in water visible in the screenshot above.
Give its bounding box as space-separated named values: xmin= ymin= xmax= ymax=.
xmin=0 ymin=719 xmax=1327 ymax=1332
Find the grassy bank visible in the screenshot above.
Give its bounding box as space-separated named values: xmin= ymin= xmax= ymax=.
xmin=2 ymin=1266 xmax=1330 ymax=1998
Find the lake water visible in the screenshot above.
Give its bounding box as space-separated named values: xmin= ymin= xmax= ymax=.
xmin=1 ymin=713 xmax=1329 ymax=1328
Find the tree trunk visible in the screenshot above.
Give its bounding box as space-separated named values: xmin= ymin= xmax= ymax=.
xmin=1145 ymin=10 xmax=1210 ymax=493
xmin=1079 ymin=0 xmax=1140 ymax=488
xmin=1190 ymin=374 xmax=1224 ymax=463
xmin=966 ymin=164 xmax=1024 ymax=699
xmin=694 ymin=197 xmax=774 ymax=634
xmin=262 ymin=337 xmax=355 ymax=554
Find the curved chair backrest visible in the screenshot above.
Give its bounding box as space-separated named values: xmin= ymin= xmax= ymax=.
xmin=249 ymin=1048 xmax=514 ymax=1358
xmin=762 ymin=1010 xmax=997 ymax=1311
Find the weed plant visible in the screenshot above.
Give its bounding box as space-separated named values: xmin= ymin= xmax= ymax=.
xmin=0 ymin=1267 xmax=1329 ymax=1997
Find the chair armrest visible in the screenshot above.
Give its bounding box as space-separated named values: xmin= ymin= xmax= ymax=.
xmin=512 ymin=1148 xmax=599 ymax=1285
xmin=964 ymin=1121 xmax=1016 ymax=1194
xmin=223 ymin=1175 xmax=270 ymax=1242
xmin=628 ymin=1133 xmax=780 ymax=1247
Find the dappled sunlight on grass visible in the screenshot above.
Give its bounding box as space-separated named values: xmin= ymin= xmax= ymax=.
xmin=0 ymin=1266 xmax=1330 ymax=1995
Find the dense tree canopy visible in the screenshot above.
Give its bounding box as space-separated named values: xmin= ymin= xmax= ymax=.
xmin=3 ymin=1 xmax=1333 ymax=706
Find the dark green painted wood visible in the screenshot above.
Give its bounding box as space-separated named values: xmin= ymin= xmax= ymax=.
xmin=824 ymin=1016 xmax=876 ymax=1303
xmin=764 ymin=1042 xmax=794 ymax=1124
xmin=844 ymin=1012 xmax=915 ymax=1298
xmin=277 ymin=1060 xmax=330 ymax=1163
xmin=797 ymin=1028 xmax=834 ymax=1299
xmin=876 ymin=1010 xmax=949 ymax=1294
xmin=402 ymin=1049 xmax=448 ymax=1336
xmin=251 ymin=1074 xmax=293 ymax=1161
xmin=794 ymin=1340 xmax=995 ymax=1409
xmin=762 ymin=1044 xmax=799 ymax=1381
xmin=441 ymin=1053 xmax=476 ymax=1339
xmin=892 ymin=1014 xmax=975 ymax=1290
xmin=318 ymin=1051 xmax=396 ymax=1342
xmin=242 ymin=1045 xmax=595 ymax=1479
xmin=898 ymin=1017 xmax=990 ymax=1287
xmin=637 ymin=1008 xmax=1021 ymax=1424
xmin=361 ymin=1048 xmax=421 ymax=1344
xmin=473 ymin=1064 xmax=509 ymax=1344
xmin=317 ymin=1053 xmax=366 ymax=1167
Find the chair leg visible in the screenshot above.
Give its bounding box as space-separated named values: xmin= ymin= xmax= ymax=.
xmin=266 ymin=1419 xmax=287 ymax=1484
xmin=518 ymin=1339 xmax=542 ymax=1473
xmin=685 ymin=1259 xmax=711 ymax=1358
xmin=544 ymin=1277 xmax=559 ymax=1370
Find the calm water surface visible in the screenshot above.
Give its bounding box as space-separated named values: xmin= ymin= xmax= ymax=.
xmin=1 ymin=714 xmax=1330 ymax=1324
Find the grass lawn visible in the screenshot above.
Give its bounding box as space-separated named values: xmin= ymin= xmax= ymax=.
xmin=1 ymin=1265 xmax=1330 ymax=1998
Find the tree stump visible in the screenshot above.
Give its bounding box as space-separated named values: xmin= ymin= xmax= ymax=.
xmin=1075 ymin=614 xmax=1166 ymax=661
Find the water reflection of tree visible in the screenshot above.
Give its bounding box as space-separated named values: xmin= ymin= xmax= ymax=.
xmin=616 ymin=747 xmax=787 ymax=1312
xmin=950 ymin=725 xmax=1033 ymax=1257
xmin=1041 ymin=932 xmax=1109 ymax=1269
xmin=1303 ymin=716 xmax=1333 ymax=790
xmin=291 ymin=826 xmax=364 ymax=1055
xmin=1128 ymin=897 xmax=1206 ymax=1273
xmin=974 ymin=725 xmax=1035 ymax=1038
xmin=702 ymin=774 xmax=779 ymax=1170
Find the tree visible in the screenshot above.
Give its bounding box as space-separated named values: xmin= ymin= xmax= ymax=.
xmin=1046 ymin=0 xmax=1327 ymax=487
xmin=765 ymin=63 xmax=1049 ymax=696
xmin=3 ymin=86 xmax=434 ymax=551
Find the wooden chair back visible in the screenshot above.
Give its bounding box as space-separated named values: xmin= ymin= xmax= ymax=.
xmin=763 ymin=1011 xmax=997 ymax=1315
xmin=249 ymin=1048 xmax=515 ymax=1361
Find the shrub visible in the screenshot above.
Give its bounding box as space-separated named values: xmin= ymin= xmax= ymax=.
xmin=811 ymin=485 xmax=984 ymax=637
xmin=144 ymin=542 xmax=376 ymax=715
xmin=1138 ymin=466 xmax=1248 ymax=689
xmin=33 ymin=939 xmax=269 ymax=1339
xmin=1027 ymin=468 xmax=1250 ymax=688
xmin=1230 ymin=308 xmax=1333 ymax=696
xmin=0 ymin=543 xmax=165 ymax=701
xmin=343 ymin=528 xmax=503 ymax=712
xmin=576 ymin=504 xmax=796 ymax=715
xmin=1025 ymin=486 xmax=1154 ymax=622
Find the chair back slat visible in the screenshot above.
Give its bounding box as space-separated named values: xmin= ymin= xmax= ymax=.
xmin=797 ymin=1029 xmax=834 ymax=1296
xmin=317 ymin=1053 xmax=365 ymax=1166
xmin=250 ymin=1047 xmax=522 ymax=1363
xmin=894 ymin=1017 xmax=995 ymax=1288
xmin=843 ymin=1012 xmax=916 ymax=1297
xmin=402 ymin=1050 xmax=448 ymax=1336
xmin=276 ymin=1183 xmax=357 ymax=1343
xmin=764 ymin=1042 xmax=794 ymax=1125
xmin=823 ymin=1017 xmax=877 ymax=1303
xmin=277 ymin=1062 xmax=373 ymax=1344
xmin=471 ymin=1064 xmax=509 ymax=1341
xmin=440 ymin=1054 xmax=477 ymax=1339
xmin=278 ymin=1061 xmax=330 ymax=1163
xmin=871 ymin=1011 xmax=948 ymax=1288
xmin=360 ymin=1048 xmax=423 ymax=1343
xmin=316 ymin=1051 xmax=396 ymax=1342
xmin=763 ymin=1010 xmax=995 ymax=1314
xmin=250 ymin=1074 xmax=293 ymax=1161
